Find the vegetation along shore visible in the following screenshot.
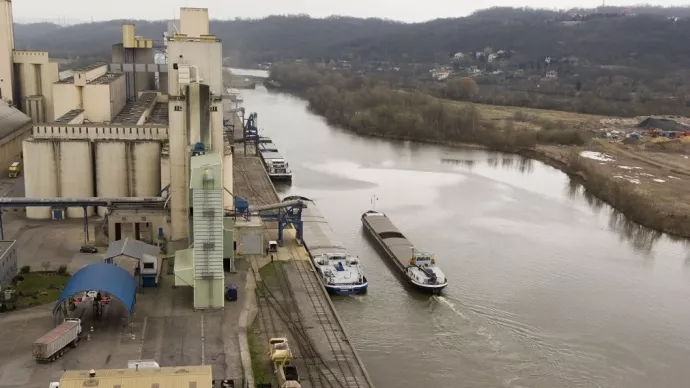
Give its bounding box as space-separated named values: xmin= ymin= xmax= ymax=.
xmin=267 ymin=62 xmax=690 ymax=238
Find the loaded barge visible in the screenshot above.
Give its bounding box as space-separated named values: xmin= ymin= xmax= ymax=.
xmin=361 ymin=210 xmax=447 ymax=293
xmin=258 ymin=137 xmax=292 ymax=181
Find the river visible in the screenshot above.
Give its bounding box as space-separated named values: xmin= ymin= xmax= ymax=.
xmin=232 ymin=70 xmax=690 ymax=388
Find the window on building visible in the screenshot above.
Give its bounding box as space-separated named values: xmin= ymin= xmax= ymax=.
xmin=143 ymin=262 xmax=154 ymax=269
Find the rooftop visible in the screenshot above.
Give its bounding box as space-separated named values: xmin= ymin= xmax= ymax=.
xmin=0 ymin=100 xmax=31 ymax=139
xmin=112 ymin=92 xmax=158 ymax=125
xmin=56 ymin=72 xmax=123 ymax=85
xmin=148 ymin=103 xmax=169 ymax=125
xmin=54 ymin=109 xmax=84 ymax=124
xmin=0 ymin=240 xmax=16 ymax=259
xmin=74 ymin=62 xmax=108 ymax=73
xmin=89 ymin=72 xmax=124 ymax=85
xmin=58 ymin=365 xmax=212 ymax=388
xmin=103 ymin=238 xmax=160 ymax=262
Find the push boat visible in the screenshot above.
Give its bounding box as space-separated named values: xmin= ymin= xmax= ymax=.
xmin=312 ymin=253 xmax=368 ymax=296
xmin=361 ymin=210 xmax=448 ymax=294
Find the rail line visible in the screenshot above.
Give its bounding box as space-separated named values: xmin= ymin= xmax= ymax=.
xmin=254 ymin=262 xmax=354 ymax=388
xmin=234 ymin=156 xmax=271 ymax=205
xmin=288 ymin=251 xmax=366 ymax=388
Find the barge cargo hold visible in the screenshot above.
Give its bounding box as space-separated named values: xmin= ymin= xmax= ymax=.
xmin=258 ymin=136 xmax=292 ymax=181
xmin=284 ymin=196 xmax=368 ymax=295
xmin=361 ymin=210 xmax=447 ymax=293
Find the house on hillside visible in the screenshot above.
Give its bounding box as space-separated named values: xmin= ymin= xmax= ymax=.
xmin=468 ymin=66 xmax=482 ymax=77
xmin=453 ymin=52 xmax=464 ymax=60
xmin=488 ymin=53 xmax=498 ymax=63
xmin=545 ymin=70 xmax=558 ymax=80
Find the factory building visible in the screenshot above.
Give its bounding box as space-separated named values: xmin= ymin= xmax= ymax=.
xmin=0 ymin=99 xmax=32 ymax=175
xmin=13 ymin=5 xmax=232 ymax=308
xmin=0 ymin=2 xmax=233 ymax=308
xmin=0 ymin=240 xmax=17 ymax=288
xmin=0 ymin=1 xmax=59 ymax=123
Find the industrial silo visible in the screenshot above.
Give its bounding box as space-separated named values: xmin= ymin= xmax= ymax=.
xmin=23 ymin=140 xmax=58 ymax=219
xmin=95 ymin=141 xmax=128 ymax=216
xmin=59 ymin=140 xmax=95 ymax=218
xmin=131 ymin=141 xmax=161 ymax=197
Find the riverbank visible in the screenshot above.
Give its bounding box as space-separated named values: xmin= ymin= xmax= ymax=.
xmin=334 ymin=120 xmax=690 ymax=237
xmin=525 ymin=143 xmax=690 ymax=238
xmin=267 ymin=63 xmax=690 ymax=238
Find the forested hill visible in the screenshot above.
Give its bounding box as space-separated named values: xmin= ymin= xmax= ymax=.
xmin=13 ymin=5 xmax=690 ymax=70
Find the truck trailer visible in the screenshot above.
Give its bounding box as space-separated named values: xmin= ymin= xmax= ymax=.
xmin=33 ymin=318 xmax=82 ymax=362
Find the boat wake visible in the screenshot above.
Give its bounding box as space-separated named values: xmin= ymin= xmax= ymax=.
xmin=433 ymin=295 xmax=501 ymax=352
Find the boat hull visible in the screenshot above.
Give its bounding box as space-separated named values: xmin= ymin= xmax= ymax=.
xmin=324 ymin=278 xmax=368 ymax=296
xmin=410 ymin=280 xmax=448 ymax=294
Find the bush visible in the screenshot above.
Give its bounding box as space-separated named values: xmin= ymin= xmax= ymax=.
xmin=20 ymin=265 xmax=30 ymax=274
xmin=57 ymin=265 xmax=68 ymax=275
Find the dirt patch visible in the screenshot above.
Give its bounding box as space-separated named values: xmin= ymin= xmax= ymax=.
xmin=531 ymin=141 xmax=690 ymax=237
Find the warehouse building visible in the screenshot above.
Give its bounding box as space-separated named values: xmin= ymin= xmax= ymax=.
xmin=0 ymin=99 xmax=32 ymax=174
xmin=0 ymin=240 xmax=17 ymax=288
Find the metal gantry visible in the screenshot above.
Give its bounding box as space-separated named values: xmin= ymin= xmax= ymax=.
xmin=228 ymin=198 xmax=305 ymax=246
xmin=243 ymin=112 xmax=259 ymax=155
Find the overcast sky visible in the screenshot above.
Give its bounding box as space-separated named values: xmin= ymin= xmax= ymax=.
xmin=12 ymin=0 xmax=690 ymax=24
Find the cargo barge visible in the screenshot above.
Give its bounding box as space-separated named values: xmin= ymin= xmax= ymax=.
xmin=284 ymin=196 xmax=368 ymax=295
xmin=361 ymin=210 xmax=447 ymax=293
xmin=258 ymin=137 xmax=292 ymax=181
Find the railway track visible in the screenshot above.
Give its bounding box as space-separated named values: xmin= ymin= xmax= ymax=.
xmin=255 ymin=260 xmax=366 ymax=388
xmin=234 ymin=156 xmax=272 ymax=205
xmin=288 ymin=252 xmax=367 ymax=388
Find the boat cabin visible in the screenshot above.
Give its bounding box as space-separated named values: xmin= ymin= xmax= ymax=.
xmin=408 ymin=251 xmax=436 ymax=268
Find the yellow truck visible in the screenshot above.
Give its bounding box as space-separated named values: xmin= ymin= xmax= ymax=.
xmin=8 ymin=161 xmax=21 ymax=178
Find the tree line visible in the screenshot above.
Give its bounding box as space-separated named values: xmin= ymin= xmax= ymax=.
xmin=269 ymin=63 xmax=588 ymax=152
xmin=13 ymin=6 xmax=690 ymax=72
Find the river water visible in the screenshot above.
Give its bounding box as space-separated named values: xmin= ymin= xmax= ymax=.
xmin=232 ymin=70 xmax=690 ymax=388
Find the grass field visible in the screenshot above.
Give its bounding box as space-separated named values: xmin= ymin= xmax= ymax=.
xmin=14 ymin=272 xmax=70 ymax=309
xmin=448 ymin=100 xmax=607 ymax=130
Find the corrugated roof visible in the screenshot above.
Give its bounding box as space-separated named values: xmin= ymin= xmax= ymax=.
xmin=0 ymin=100 xmax=31 ymax=140
xmin=58 ymin=365 xmax=212 ymax=388
xmin=104 ymin=238 xmax=160 ymax=262
xmin=53 ymin=263 xmax=137 ymax=316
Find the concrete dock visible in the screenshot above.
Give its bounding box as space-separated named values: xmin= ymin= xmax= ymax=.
xmin=233 ymin=152 xmax=375 ymax=388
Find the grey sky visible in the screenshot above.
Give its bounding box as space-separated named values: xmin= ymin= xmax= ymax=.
xmin=12 ymin=0 xmax=690 ymax=24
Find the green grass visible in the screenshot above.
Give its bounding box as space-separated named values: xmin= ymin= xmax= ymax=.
xmin=14 ymin=272 xmax=70 ymax=309
xmin=258 ymin=261 xmax=279 ymax=282
xmin=247 ymin=327 xmax=270 ymax=384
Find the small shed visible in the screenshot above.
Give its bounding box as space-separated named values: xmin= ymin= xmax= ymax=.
xmin=103 ymin=238 xmax=161 ymax=288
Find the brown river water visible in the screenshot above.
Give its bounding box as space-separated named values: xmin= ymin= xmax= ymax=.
xmin=234 ymin=72 xmax=690 ymax=388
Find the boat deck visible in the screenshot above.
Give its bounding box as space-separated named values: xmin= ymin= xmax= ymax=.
xmin=361 ymin=212 xmax=415 ymax=270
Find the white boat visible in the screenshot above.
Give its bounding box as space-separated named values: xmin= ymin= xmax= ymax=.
xmin=312 ymin=253 xmax=368 ymax=295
